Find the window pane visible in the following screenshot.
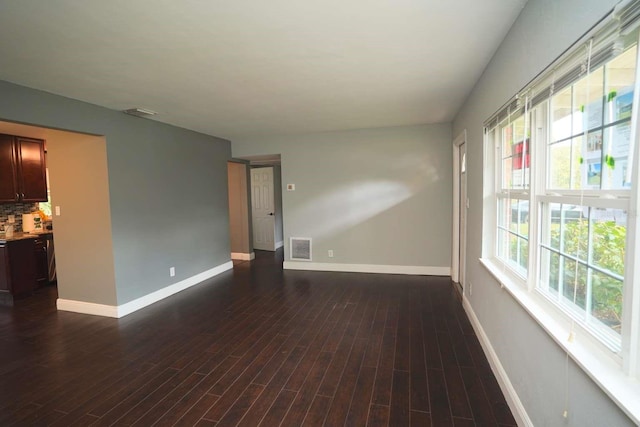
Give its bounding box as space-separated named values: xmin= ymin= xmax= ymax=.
xmin=549 ymin=140 xmax=572 ymax=189
xmin=498 ymin=198 xmax=509 ymax=228
xmin=497 ymin=229 xmax=509 ymax=260
xmin=518 ymin=237 xmax=529 ymax=270
xmin=512 ymin=140 xmax=530 ymax=189
xmin=502 ymin=158 xmax=512 ymax=188
xmin=561 ymin=257 xmax=587 ymax=310
xmin=582 ymin=131 xmax=603 ymax=189
xmin=502 ymin=124 xmax=513 ymax=157
xmin=552 ymin=87 xmax=573 ymax=141
xmin=574 ymin=67 xmax=604 ymax=133
xmin=509 ymin=233 xmax=518 ymax=265
xmin=571 ymin=136 xmax=583 ymax=189
xmin=605 ymin=46 xmax=636 ymax=125
xmin=510 ymin=199 xmax=520 ymax=232
xmin=520 ymin=201 xmax=529 ymax=238
xmin=602 ymin=122 xmax=632 ymax=189
xmin=591 ymin=269 xmax=623 ymax=334
xmin=590 ymin=209 xmax=626 ymax=277
xmin=560 ymin=209 xmax=588 ymax=261
xmin=543 ymin=202 xmax=563 ymax=249
xmin=543 ymin=248 xmax=560 ymax=292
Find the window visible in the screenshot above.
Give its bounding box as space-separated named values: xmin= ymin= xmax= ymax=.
xmin=484 ymin=11 xmax=640 ymax=374
xmin=536 ymin=47 xmax=636 ymax=349
xmin=496 ymin=114 xmax=531 ymax=277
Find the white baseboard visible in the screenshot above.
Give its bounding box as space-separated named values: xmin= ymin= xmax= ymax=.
xmin=231 ymin=252 xmax=255 ymax=261
xmin=463 ymin=296 xmax=533 ymax=427
xmin=275 ymin=240 xmax=284 ymax=249
xmin=57 ymin=261 xmax=234 ymax=319
xmin=56 ymin=299 xmax=119 ymax=318
xmin=283 ymin=261 xmax=450 ymax=276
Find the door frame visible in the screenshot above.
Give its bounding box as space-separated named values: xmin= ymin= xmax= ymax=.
xmin=452 ymin=130 xmax=467 ymax=285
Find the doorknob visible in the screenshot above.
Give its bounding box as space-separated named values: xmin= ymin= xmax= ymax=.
xmin=268 ymin=213 xmax=274 ymax=216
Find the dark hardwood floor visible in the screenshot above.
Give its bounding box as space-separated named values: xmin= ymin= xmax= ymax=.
xmin=0 ymin=249 xmax=516 ymax=426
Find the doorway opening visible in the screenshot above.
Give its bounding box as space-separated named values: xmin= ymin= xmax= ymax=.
xmin=0 ymin=120 xmax=116 ymax=308
xmin=227 ymin=154 xmax=283 ymax=260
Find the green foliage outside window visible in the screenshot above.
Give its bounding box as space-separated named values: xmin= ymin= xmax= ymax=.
xmin=511 ymin=218 xmax=625 ymax=332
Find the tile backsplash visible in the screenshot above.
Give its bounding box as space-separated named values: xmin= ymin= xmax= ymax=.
xmin=0 ymin=203 xmax=39 ymax=232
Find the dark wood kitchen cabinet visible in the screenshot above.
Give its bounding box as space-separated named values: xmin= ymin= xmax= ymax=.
xmin=0 ymin=134 xmax=47 ymax=203
xmin=33 ymin=237 xmax=49 ymax=284
xmin=0 ymin=239 xmax=37 ymax=305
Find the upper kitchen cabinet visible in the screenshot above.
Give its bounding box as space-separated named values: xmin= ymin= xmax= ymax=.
xmin=0 ymin=134 xmax=47 ymax=203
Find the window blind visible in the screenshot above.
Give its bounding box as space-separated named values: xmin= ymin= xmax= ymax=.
xmin=485 ymin=0 xmax=640 ymax=131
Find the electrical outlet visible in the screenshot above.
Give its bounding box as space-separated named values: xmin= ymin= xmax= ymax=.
xmin=7 ymin=215 xmax=15 ymax=223
xmin=170 ymin=267 xmax=176 ymax=277
xmin=328 ymin=249 xmax=334 ymax=258
xmin=55 ymin=206 xmax=61 ymax=216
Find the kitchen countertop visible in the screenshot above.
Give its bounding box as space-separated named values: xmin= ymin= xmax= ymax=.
xmin=0 ymin=231 xmax=53 ymax=243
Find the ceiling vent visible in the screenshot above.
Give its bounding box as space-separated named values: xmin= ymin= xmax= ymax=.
xmin=290 ymin=237 xmax=312 ymax=261
xmin=123 ymin=107 xmax=158 ymax=117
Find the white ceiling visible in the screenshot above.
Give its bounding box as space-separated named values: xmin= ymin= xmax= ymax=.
xmin=0 ymin=0 xmax=526 ymax=140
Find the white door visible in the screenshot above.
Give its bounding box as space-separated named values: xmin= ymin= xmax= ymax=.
xmin=251 ymin=167 xmax=276 ymax=251
xmin=459 ymin=143 xmax=467 ymax=289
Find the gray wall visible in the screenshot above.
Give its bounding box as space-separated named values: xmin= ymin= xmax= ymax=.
xmin=234 ymin=124 xmax=452 ymax=267
xmin=453 ymin=0 xmax=634 ymax=425
xmin=0 ymin=80 xmax=232 ymax=306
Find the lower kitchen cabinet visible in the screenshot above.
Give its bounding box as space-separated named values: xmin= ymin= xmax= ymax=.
xmin=34 ymin=237 xmax=49 ymax=284
xmin=0 ymin=239 xmax=38 ymax=305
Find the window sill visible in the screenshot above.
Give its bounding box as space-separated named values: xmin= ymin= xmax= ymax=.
xmin=480 ymin=257 xmax=640 ymax=425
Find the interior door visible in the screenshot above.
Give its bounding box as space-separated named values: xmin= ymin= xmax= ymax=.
xmin=459 ymin=142 xmax=467 ymax=289
xmin=251 ymin=167 xmax=276 ymax=251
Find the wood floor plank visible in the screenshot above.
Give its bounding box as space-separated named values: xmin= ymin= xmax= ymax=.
xmin=460 ymin=366 xmax=499 ymax=426
xmin=371 ymin=317 xmax=397 ymax=405
xmin=280 ymin=351 xmax=334 ymax=426
xmin=323 ymin=337 xmax=368 ymax=425
xmin=411 ymin=410 xmax=432 ymax=427
xmin=389 ymin=369 xmax=411 ymax=426
xmin=437 ymin=331 xmax=473 ymax=419
xmin=302 ymin=395 xmax=331 ymax=426
xmin=345 ymin=366 xmax=376 ymax=426
xmin=367 ymin=404 xmax=390 ymax=427
xmin=169 ymin=393 xmax=220 ymax=426
xmin=215 ymin=383 xmax=264 ymax=426
xmin=428 ymin=368 xmax=452 ymax=426
xmin=257 ymin=389 xmax=297 ymax=427
xmin=394 ymin=292 xmax=411 ymax=372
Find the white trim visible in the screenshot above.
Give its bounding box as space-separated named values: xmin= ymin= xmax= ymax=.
xmin=56 ymin=299 xmax=118 ymax=318
xmin=481 ymin=257 xmax=640 ymax=425
xmin=283 ymin=261 xmax=449 ymax=276
xmin=275 ymin=240 xmax=284 ymax=249
xmin=452 ymin=129 xmax=467 ymax=285
xmin=231 ymin=252 xmax=255 ymax=261
xmin=463 ymin=295 xmax=533 ymax=427
xmin=57 ymin=261 xmax=234 ymax=319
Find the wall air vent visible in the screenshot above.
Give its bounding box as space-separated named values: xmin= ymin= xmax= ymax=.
xmin=290 ymin=237 xmax=312 ymax=261
xmin=123 ymin=107 xmax=158 ymax=117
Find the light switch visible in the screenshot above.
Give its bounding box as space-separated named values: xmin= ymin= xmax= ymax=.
xmin=55 ymin=206 xmax=61 ymax=216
